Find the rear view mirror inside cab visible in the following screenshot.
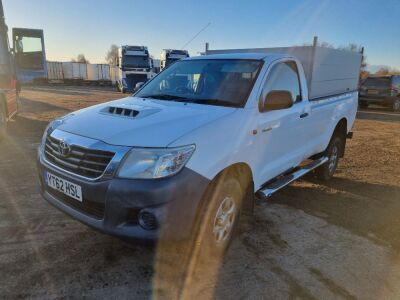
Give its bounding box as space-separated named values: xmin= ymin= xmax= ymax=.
xmin=260 ymin=90 xmax=294 ymax=112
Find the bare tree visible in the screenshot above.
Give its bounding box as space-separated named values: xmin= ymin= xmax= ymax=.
xmin=105 ymin=44 xmax=119 ymax=66
xmin=360 ymin=70 xmax=370 ymax=80
xmin=71 ymin=54 xmax=89 ymax=64
xmin=375 ymin=67 xmax=390 ymax=76
xmin=319 ymin=41 xmax=334 ymax=48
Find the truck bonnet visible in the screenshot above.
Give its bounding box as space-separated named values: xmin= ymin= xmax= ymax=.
xmin=55 ymin=96 xmax=235 ymax=147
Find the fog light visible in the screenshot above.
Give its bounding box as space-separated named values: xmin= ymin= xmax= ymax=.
xmin=138 ymin=211 xmax=157 ymax=230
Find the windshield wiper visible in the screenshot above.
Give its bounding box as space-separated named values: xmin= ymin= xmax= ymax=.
xmin=140 ymin=95 xmax=239 ymax=107
xmin=140 ymin=94 xmax=189 ymax=101
xmin=184 ymin=98 xmax=239 ymax=108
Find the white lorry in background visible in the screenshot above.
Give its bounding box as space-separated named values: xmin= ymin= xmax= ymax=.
xmin=160 ymin=49 xmax=189 ymax=70
xmin=37 ymin=38 xmax=362 ymax=256
xmin=115 ymin=45 xmax=156 ymax=93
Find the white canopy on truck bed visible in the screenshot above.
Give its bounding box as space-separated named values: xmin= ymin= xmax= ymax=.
xmin=204 ymin=38 xmax=363 ymax=100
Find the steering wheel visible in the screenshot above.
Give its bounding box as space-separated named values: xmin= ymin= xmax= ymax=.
xmin=174 ymin=86 xmax=191 ymax=94
xmin=175 ymin=86 xmax=190 ymax=94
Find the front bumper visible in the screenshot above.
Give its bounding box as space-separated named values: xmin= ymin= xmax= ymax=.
xmin=37 ymin=150 xmax=210 ymax=241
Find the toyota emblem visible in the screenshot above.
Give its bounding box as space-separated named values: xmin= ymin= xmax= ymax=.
xmin=58 ymin=139 xmax=71 ymax=157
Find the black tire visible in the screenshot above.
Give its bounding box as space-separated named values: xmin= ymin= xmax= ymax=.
xmin=0 ymin=102 xmax=6 ymax=141
xmin=359 ymin=101 xmax=368 ymax=109
xmin=392 ymin=99 xmax=400 ymax=112
xmin=197 ymin=173 xmax=244 ymax=260
xmin=315 ymin=135 xmax=343 ymax=181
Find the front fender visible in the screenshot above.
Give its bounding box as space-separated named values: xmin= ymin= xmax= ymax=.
xmin=169 ymin=109 xmax=256 ymax=187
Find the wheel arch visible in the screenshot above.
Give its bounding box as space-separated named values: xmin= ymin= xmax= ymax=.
xmin=332 ymin=117 xmax=348 ymax=157
xmin=209 ymin=162 xmax=255 ymax=216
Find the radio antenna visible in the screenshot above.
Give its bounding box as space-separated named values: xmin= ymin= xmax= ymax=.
xmin=180 ymin=22 xmax=211 ymax=50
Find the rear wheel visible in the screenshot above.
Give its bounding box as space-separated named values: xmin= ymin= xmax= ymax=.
xmin=315 ymin=135 xmax=343 ymax=181
xmin=393 ymin=99 xmax=400 ymax=112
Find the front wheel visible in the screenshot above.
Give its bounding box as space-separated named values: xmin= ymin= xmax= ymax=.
xmin=392 ymin=99 xmax=400 ymax=112
xmin=315 ymin=135 xmax=343 ymax=181
xmin=197 ymin=175 xmax=244 ymax=260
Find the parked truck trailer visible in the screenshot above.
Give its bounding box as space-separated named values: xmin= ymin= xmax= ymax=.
xmin=116 ymin=45 xmax=156 ymax=93
xmin=0 ymin=0 xmax=18 ymax=140
xmin=160 ymin=49 xmax=189 ymax=70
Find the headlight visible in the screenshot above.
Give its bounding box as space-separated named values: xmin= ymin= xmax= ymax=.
xmin=117 ymin=145 xmax=195 ymax=179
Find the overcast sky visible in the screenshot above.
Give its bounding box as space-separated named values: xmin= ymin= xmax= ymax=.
xmin=4 ymin=0 xmax=400 ymax=70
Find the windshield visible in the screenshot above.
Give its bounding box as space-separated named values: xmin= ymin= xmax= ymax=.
xmin=122 ymin=55 xmax=150 ymax=68
xmin=362 ymin=77 xmax=391 ymax=88
xmin=136 ymin=59 xmax=262 ymax=107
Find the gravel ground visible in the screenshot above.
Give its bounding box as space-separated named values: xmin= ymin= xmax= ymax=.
xmin=0 ymin=86 xmax=399 ymax=299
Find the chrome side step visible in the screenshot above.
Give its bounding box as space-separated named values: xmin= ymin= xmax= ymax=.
xmin=256 ymin=156 xmax=329 ymax=200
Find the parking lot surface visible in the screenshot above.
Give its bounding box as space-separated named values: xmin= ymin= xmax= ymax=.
xmin=1 ymin=86 xmax=399 ymax=299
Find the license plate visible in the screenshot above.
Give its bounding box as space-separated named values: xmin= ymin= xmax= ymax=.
xmin=367 ymin=89 xmax=379 ymax=95
xmin=46 ymin=172 xmax=83 ymax=202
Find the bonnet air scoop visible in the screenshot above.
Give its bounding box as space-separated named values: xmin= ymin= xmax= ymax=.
xmin=107 ymin=106 xmax=139 ymax=118
xmin=100 ymin=104 xmax=162 ymax=119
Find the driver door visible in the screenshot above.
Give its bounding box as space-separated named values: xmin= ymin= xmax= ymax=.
xmin=12 ymin=28 xmax=47 ymax=83
xmin=253 ymin=60 xmax=311 ymax=185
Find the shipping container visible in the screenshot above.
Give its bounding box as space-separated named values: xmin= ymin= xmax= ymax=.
xmin=87 ymin=64 xmax=110 ymax=81
xmin=46 ymin=62 xmax=115 ymax=85
xmin=47 ymin=61 xmax=64 ymax=81
xmin=110 ymin=65 xmax=119 ymax=85
xmin=62 ymin=62 xmax=87 ymax=80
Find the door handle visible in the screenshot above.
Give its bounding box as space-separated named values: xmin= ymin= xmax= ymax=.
xmin=261 ymin=127 xmax=273 ymax=132
xmin=300 ymin=112 xmax=309 ymax=118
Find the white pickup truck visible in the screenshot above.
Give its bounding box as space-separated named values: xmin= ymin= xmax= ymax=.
xmin=37 ymin=42 xmax=362 ymax=254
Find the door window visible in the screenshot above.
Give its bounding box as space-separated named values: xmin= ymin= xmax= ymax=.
xmin=260 ymin=61 xmax=301 ymax=112
xmin=13 ymin=32 xmax=45 ymax=70
xmin=15 ymin=36 xmax=43 ymax=53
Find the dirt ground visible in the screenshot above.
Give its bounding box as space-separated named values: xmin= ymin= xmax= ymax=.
xmin=0 ymin=85 xmax=399 ymax=299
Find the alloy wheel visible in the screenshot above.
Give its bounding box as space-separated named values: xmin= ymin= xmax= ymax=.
xmin=213 ymin=196 xmax=237 ymax=244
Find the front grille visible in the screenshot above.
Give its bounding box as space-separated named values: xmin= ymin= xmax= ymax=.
xmin=126 ymin=73 xmax=147 ymax=88
xmin=48 ymin=188 xmax=104 ymax=219
xmin=44 ymin=136 xmax=115 ymax=179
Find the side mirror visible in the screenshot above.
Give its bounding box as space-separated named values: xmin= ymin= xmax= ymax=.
xmin=261 ymin=90 xmax=294 ymax=111
xmin=134 ymin=82 xmax=145 ymax=92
